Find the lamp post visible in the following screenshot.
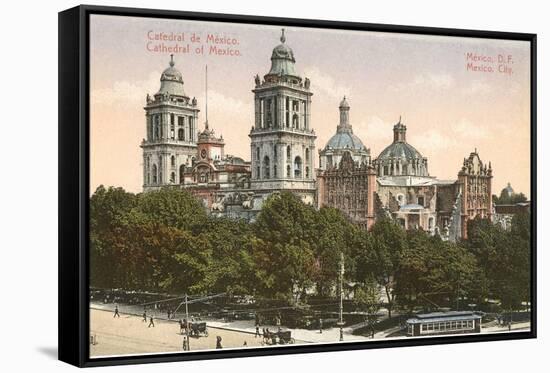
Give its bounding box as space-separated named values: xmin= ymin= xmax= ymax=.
xmin=338 ymin=252 xmax=345 ymax=341
xmin=185 ymin=294 xmax=190 ymax=351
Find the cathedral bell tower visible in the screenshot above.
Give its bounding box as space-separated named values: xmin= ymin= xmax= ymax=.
xmin=249 ymin=29 xmax=317 ymax=203
xmin=141 ymin=55 xmax=200 ymax=191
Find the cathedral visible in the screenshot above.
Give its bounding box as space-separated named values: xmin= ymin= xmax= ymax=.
xmin=316 ymin=102 xmax=493 ymax=240
xmin=141 ymin=30 xmax=493 ymax=241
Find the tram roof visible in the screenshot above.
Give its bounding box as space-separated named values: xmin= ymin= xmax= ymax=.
xmin=406 ymin=311 xmax=481 ymax=324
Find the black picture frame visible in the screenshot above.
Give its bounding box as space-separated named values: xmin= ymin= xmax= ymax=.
xmin=58 ymin=4 xmax=537 ymax=368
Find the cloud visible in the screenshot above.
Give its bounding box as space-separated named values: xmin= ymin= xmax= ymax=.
xmin=453 ymin=118 xmax=490 ymax=139
xmin=409 ymin=130 xmax=458 ymax=151
xmin=355 ymin=116 xmax=394 ymax=142
xmin=462 ymin=80 xmax=492 ymax=95
xmin=302 ymin=66 xmax=351 ymax=101
xmin=409 ymin=118 xmax=492 ymax=152
xmin=208 ymin=90 xmax=248 ymax=117
xmin=91 ymin=71 xmax=160 ymax=106
xmin=389 ymin=73 xmax=455 ymax=92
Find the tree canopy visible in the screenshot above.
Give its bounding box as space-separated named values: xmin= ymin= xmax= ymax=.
xmin=90 ymin=186 xmax=531 ymax=315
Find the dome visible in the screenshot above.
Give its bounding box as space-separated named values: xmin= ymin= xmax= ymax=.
xmin=266 ymin=29 xmax=299 ymax=78
xmin=339 ymin=96 xmax=350 ymax=108
xmin=374 ymin=118 xmax=429 ymax=177
xmin=325 ymin=131 xmax=366 ymax=151
xmin=323 ymin=96 xmax=366 ymax=151
xmin=378 ymin=141 xmax=423 ymax=161
xmin=157 ymin=55 xmax=187 ymax=97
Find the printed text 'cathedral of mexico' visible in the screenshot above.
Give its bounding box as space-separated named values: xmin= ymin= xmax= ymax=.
xmin=141 ymin=29 xmax=493 ymax=241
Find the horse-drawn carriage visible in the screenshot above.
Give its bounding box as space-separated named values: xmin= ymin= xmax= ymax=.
xmin=263 ymin=329 xmax=294 ymax=345
xmin=188 ymin=322 xmax=209 ymax=337
xmin=180 ymin=320 xmax=209 ymax=337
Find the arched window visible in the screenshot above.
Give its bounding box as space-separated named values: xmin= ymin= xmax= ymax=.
xmin=171 ymin=155 xmax=175 ymax=167
xmin=154 ymin=123 xmax=160 ymax=140
xmin=178 ymin=128 xmax=184 ymax=141
xmin=152 ymin=164 xmax=158 ymax=184
xmin=274 ymin=165 xmax=278 ymax=178
xmin=305 ymin=148 xmax=310 ymax=163
xmin=145 ymin=156 xmax=151 ymax=184
xmin=256 ymin=166 xmax=260 ymax=179
xmin=286 ymin=165 xmax=291 ymax=178
xmin=286 ymin=146 xmax=291 ymax=161
xmin=188 ymin=118 xmax=194 ymax=142
xmin=256 ymin=147 xmax=260 ymax=160
xmin=179 ymin=165 xmax=185 ymax=184
xmin=263 ymin=156 xmax=270 ymax=179
xmin=273 ymin=145 xmax=277 ymax=160
xmin=170 ymin=172 xmax=175 ymax=183
xmin=294 ymin=156 xmax=302 ymax=178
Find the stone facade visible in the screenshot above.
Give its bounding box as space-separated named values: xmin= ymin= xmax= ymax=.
xmin=317 ymin=117 xmax=493 ymax=240
xmin=457 ymin=151 xmax=493 ymax=238
xmin=317 ymin=151 xmax=376 ymax=229
xmin=141 ymin=32 xmax=494 ymax=240
xmin=248 ymin=29 xmax=316 ymax=206
xmin=141 ymin=55 xmax=199 ymax=192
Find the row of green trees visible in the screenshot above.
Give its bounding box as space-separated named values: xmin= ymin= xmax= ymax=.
xmin=90 ymin=186 xmax=530 ymax=315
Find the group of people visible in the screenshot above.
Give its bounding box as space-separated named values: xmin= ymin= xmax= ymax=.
xmin=112 ymin=305 xmax=266 ymax=351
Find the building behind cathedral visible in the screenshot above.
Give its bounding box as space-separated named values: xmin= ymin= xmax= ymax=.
xmin=141 ymin=29 xmax=494 ymax=241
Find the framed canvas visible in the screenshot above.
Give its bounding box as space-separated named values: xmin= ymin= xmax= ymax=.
xmin=58 ymin=4 xmax=537 ymax=367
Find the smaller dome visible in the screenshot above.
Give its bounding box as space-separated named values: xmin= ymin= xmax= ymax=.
xmin=266 ymin=29 xmax=299 ymax=78
xmin=378 ymin=141 xmax=423 ymax=161
xmin=339 ymin=96 xmax=350 ymax=108
xmin=157 ymin=55 xmax=187 ymax=97
xmin=504 ymin=182 xmax=514 ymax=196
xmin=325 ymin=132 xmax=366 ymax=151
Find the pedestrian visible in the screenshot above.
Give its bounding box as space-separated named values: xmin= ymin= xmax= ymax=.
xmin=167 ymin=309 xmax=171 ymax=320
xmin=148 ymin=316 xmax=155 ymax=328
xmin=182 ymin=336 xmax=188 ymax=351
xmin=216 ymin=336 xmax=223 ymax=349
xmin=255 ymin=324 xmax=260 ymax=338
xmin=142 ymin=310 xmax=147 ymax=322
xmin=113 ymin=305 xmax=120 ymax=318
xmin=319 ymin=318 xmax=323 ymax=334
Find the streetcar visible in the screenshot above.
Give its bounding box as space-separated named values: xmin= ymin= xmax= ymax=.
xmin=406 ymin=311 xmax=481 ymax=337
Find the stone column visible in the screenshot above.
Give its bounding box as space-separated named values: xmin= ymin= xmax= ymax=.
xmin=305 ymin=98 xmax=311 ymax=130
xmin=366 ymin=166 xmax=377 ymax=229
xmin=279 ymin=95 xmax=285 ymax=129
xmin=143 ymin=154 xmax=147 ymax=186
xmin=255 ymin=97 xmax=260 ymax=129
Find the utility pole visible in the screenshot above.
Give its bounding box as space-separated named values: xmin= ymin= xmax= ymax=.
xmin=185 ymin=294 xmax=190 ymax=351
xmin=338 ymin=252 xmax=344 ymax=341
